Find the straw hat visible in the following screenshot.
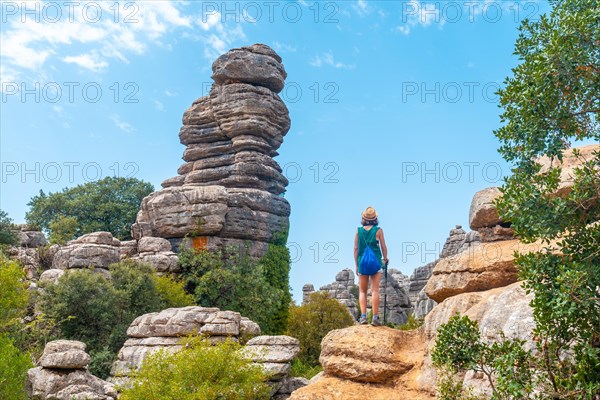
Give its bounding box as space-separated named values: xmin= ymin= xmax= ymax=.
xmin=361 ymin=206 xmax=378 ymax=221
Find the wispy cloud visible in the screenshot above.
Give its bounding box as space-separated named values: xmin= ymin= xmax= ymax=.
xmin=153 ymin=99 xmax=165 ymax=112
xmin=110 ymin=114 xmax=134 ymax=133
xmin=310 ymin=52 xmax=356 ymax=70
xmin=63 ymin=51 xmax=108 ymax=72
xmin=273 ymin=42 xmax=297 ymax=53
xmin=393 ymin=0 xmax=445 ymax=35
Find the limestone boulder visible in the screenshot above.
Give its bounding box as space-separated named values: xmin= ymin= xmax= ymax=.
xmin=419 ymin=282 xmax=534 ymax=395
xmin=52 ymin=232 xmax=120 ymax=270
xmin=538 ymin=143 xmax=599 ymax=197
xmin=39 ymin=269 xmax=65 ymax=285
xmin=127 ymin=306 xmax=227 ymax=338
xmin=319 ymin=326 xmax=415 ymax=384
xmin=137 ymin=237 xmax=172 ymax=253
xmin=27 ymin=367 xmax=117 ymax=400
xmin=469 ymin=187 xmax=504 ymax=230
xmin=244 ymin=335 xmax=300 ymax=363
xmin=212 ymin=43 xmax=287 ymax=93
xmin=38 ymin=340 xmax=90 ymax=369
xmin=424 ymin=239 xmax=552 ymax=303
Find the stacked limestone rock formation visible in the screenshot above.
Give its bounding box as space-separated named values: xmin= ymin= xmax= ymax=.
xmin=110 ymin=306 xmax=260 ymax=382
xmin=131 ymin=44 xmax=291 ymax=259
xmin=130 ymin=236 xmax=179 ymax=273
xmin=417 ymin=144 xmax=599 ymax=396
xmin=6 ymin=224 xmax=50 ymax=280
xmin=244 ymin=336 xmax=307 ymax=399
xmin=289 ymin=326 xmax=433 ymax=400
xmin=109 ymin=305 xmax=305 ymax=398
xmin=27 ymin=340 xmax=117 ymax=400
xmin=52 ymin=231 xmax=120 ymax=271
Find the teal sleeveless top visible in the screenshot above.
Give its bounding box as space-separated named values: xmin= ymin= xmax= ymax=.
xmin=357 ymin=226 xmax=383 ymax=272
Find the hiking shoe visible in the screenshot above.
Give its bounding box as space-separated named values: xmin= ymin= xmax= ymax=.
xmin=359 ymin=316 xmax=368 ymax=325
xmin=371 ymin=317 xmax=381 ymax=326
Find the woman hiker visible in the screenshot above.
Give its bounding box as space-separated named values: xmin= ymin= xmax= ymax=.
xmin=354 ymin=206 xmax=389 ymax=326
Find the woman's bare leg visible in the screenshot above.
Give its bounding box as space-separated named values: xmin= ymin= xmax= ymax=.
xmin=359 ymin=274 xmax=370 ymax=315
xmin=370 ymin=271 xmax=382 ymax=316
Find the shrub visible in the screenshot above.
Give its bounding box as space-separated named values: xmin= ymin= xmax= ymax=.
xmin=48 ymin=215 xmax=78 ymax=245
xmin=290 ymin=358 xmax=323 ymax=379
xmin=285 ymin=292 xmax=355 ymax=367
xmin=179 ymin=247 xmax=286 ymax=334
xmin=119 ymin=337 xmax=270 ymax=400
xmin=0 ymin=257 xmax=29 ymax=333
xmin=39 ymin=261 xmax=192 ymax=378
xmin=0 ymin=335 xmax=32 ymax=400
xmin=0 ymin=210 xmax=17 ymax=246
xmin=432 ymin=314 xmax=534 ymax=399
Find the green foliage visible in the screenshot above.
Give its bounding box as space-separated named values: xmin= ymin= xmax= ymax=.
xmin=0 ymin=335 xmax=32 ymax=400
xmin=285 ymin=292 xmax=355 ymax=367
xmin=432 ymin=315 xmax=482 ymax=371
xmin=433 ymin=315 xmax=535 ymax=400
xmin=0 ymin=210 xmax=17 ymax=246
xmin=26 ymin=177 xmax=154 ymax=240
xmin=178 ymin=247 xmax=288 ymax=335
xmin=258 ymin=230 xmax=291 ymax=334
xmin=290 ymin=358 xmax=323 ymax=380
xmin=39 ymin=261 xmax=190 ymax=378
xmin=152 ymin=275 xmax=195 ymax=308
xmin=118 ymin=337 xmax=270 ymax=400
xmin=494 ymin=0 xmax=600 ymax=396
xmin=48 ymin=215 xmax=78 ymax=245
xmin=435 ymin=366 xmax=483 ymax=400
xmin=0 ymin=257 xmax=29 ymax=333
xmin=395 ymin=314 xmax=424 ymax=330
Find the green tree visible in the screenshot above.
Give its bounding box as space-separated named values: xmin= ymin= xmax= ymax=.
xmin=0 ymin=210 xmax=17 ymax=246
xmin=0 ymin=257 xmax=29 ymax=333
xmin=39 ymin=261 xmax=193 ymax=378
xmin=179 ymin=247 xmax=287 ymax=335
xmin=432 ymin=315 xmax=534 ymax=400
xmin=26 ymin=177 xmax=154 ymax=240
xmin=285 ymin=292 xmax=355 ymax=367
xmin=48 ymin=215 xmax=78 ymax=244
xmin=259 ymin=231 xmax=292 ymax=335
xmin=119 ymin=337 xmax=270 ymax=400
xmin=494 ymin=0 xmax=600 ymax=396
xmin=0 ymin=335 xmax=32 ymax=400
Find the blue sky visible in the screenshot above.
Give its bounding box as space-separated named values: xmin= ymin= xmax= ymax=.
xmin=1 ymin=0 xmax=552 ymax=302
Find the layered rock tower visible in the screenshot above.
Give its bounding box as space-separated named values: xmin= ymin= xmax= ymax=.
xmin=132 ymin=44 xmax=291 ymax=258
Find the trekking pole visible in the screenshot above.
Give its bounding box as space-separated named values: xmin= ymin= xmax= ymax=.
xmin=383 ymin=260 xmax=389 ymax=325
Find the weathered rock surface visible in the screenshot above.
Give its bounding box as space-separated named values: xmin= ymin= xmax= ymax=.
xmin=39 ymin=268 xmax=65 ymax=285
xmin=419 ymin=282 xmax=534 ymax=395
xmin=291 ymin=326 xmax=432 ymax=400
xmin=314 ymin=268 xmax=359 ymax=318
xmin=111 ymin=306 xmax=260 ymax=380
xmin=27 ymin=340 xmax=116 ymax=400
xmin=52 ymin=232 xmax=120 ymax=270
xmin=38 ymin=340 xmax=90 ymax=369
xmin=130 ymin=236 xmax=180 ymax=273
xmin=538 ymin=143 xmax=599 ymax=197
xmin=16 ymin=226 xmax=48 ymax=248
xmin=469 ymin=187 xmax=504 ymax=230
xmin=244 ymin=335 xmax=300 ymax=383
xmin=131 ymin=44 xmax=291 ymax=259
xmin=424 ymin=239 xmax=552 ymax=303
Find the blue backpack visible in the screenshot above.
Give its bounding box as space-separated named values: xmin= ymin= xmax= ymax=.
xmin=359 ymin=228 xmax=381 ymax=275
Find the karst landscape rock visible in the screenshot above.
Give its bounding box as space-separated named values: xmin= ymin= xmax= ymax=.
xmin=8 ymin=40 xmax=598 ymax=400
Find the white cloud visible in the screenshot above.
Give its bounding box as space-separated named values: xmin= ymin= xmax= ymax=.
xmin=153 ymin=99 xmax=165 ymax=112
xmin=110 ymin=114 xmax=134 ymax=133
xmin=394 ymin=0 xmax=445 ymax=35
xmin=273 ymin=42 xmax=297 ymax=53
xmin=164 ymin=90 xmax=177 ymax=97
xmin=353 ymin=0 xmax=370 ymax=16
xmin=0 ymin=1 xmax=233 ymax=83
xmin=310 ymin=52 xmax=355 ymax=69
xmin=63 ymin=52 xmax=108 ymax=72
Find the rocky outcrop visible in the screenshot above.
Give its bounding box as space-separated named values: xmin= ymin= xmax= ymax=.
xmin=27 ymin=340 xmax=116 ymax=400
xmin=244 ymin=335 xmax=304 ymax=398
xmin=110 ymin=306 xmax=261 ymax=382
xmin=289 ymin=325 xmax=433 ymax=400
xmin=52 ymin=232 xmax=120 ymax=270
xmin=130 ymin=236 xmax=179 ymax=273
xmin=538 ymin=143 xmax=599 ymax=197
xmin=314 ymin=269 xmax=359 ymax=318
xmin=14 ymin=224 xmax=47 ymax=248
xmin=418 ymin=282 xmax=534 ymax=396
xmin=6 ymin=225 xmax=51 ymax=281
xmin=131 ymin=44 xmax=291 ymax=259
xmin=424 ymin=238 xmax=555 ymax=303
